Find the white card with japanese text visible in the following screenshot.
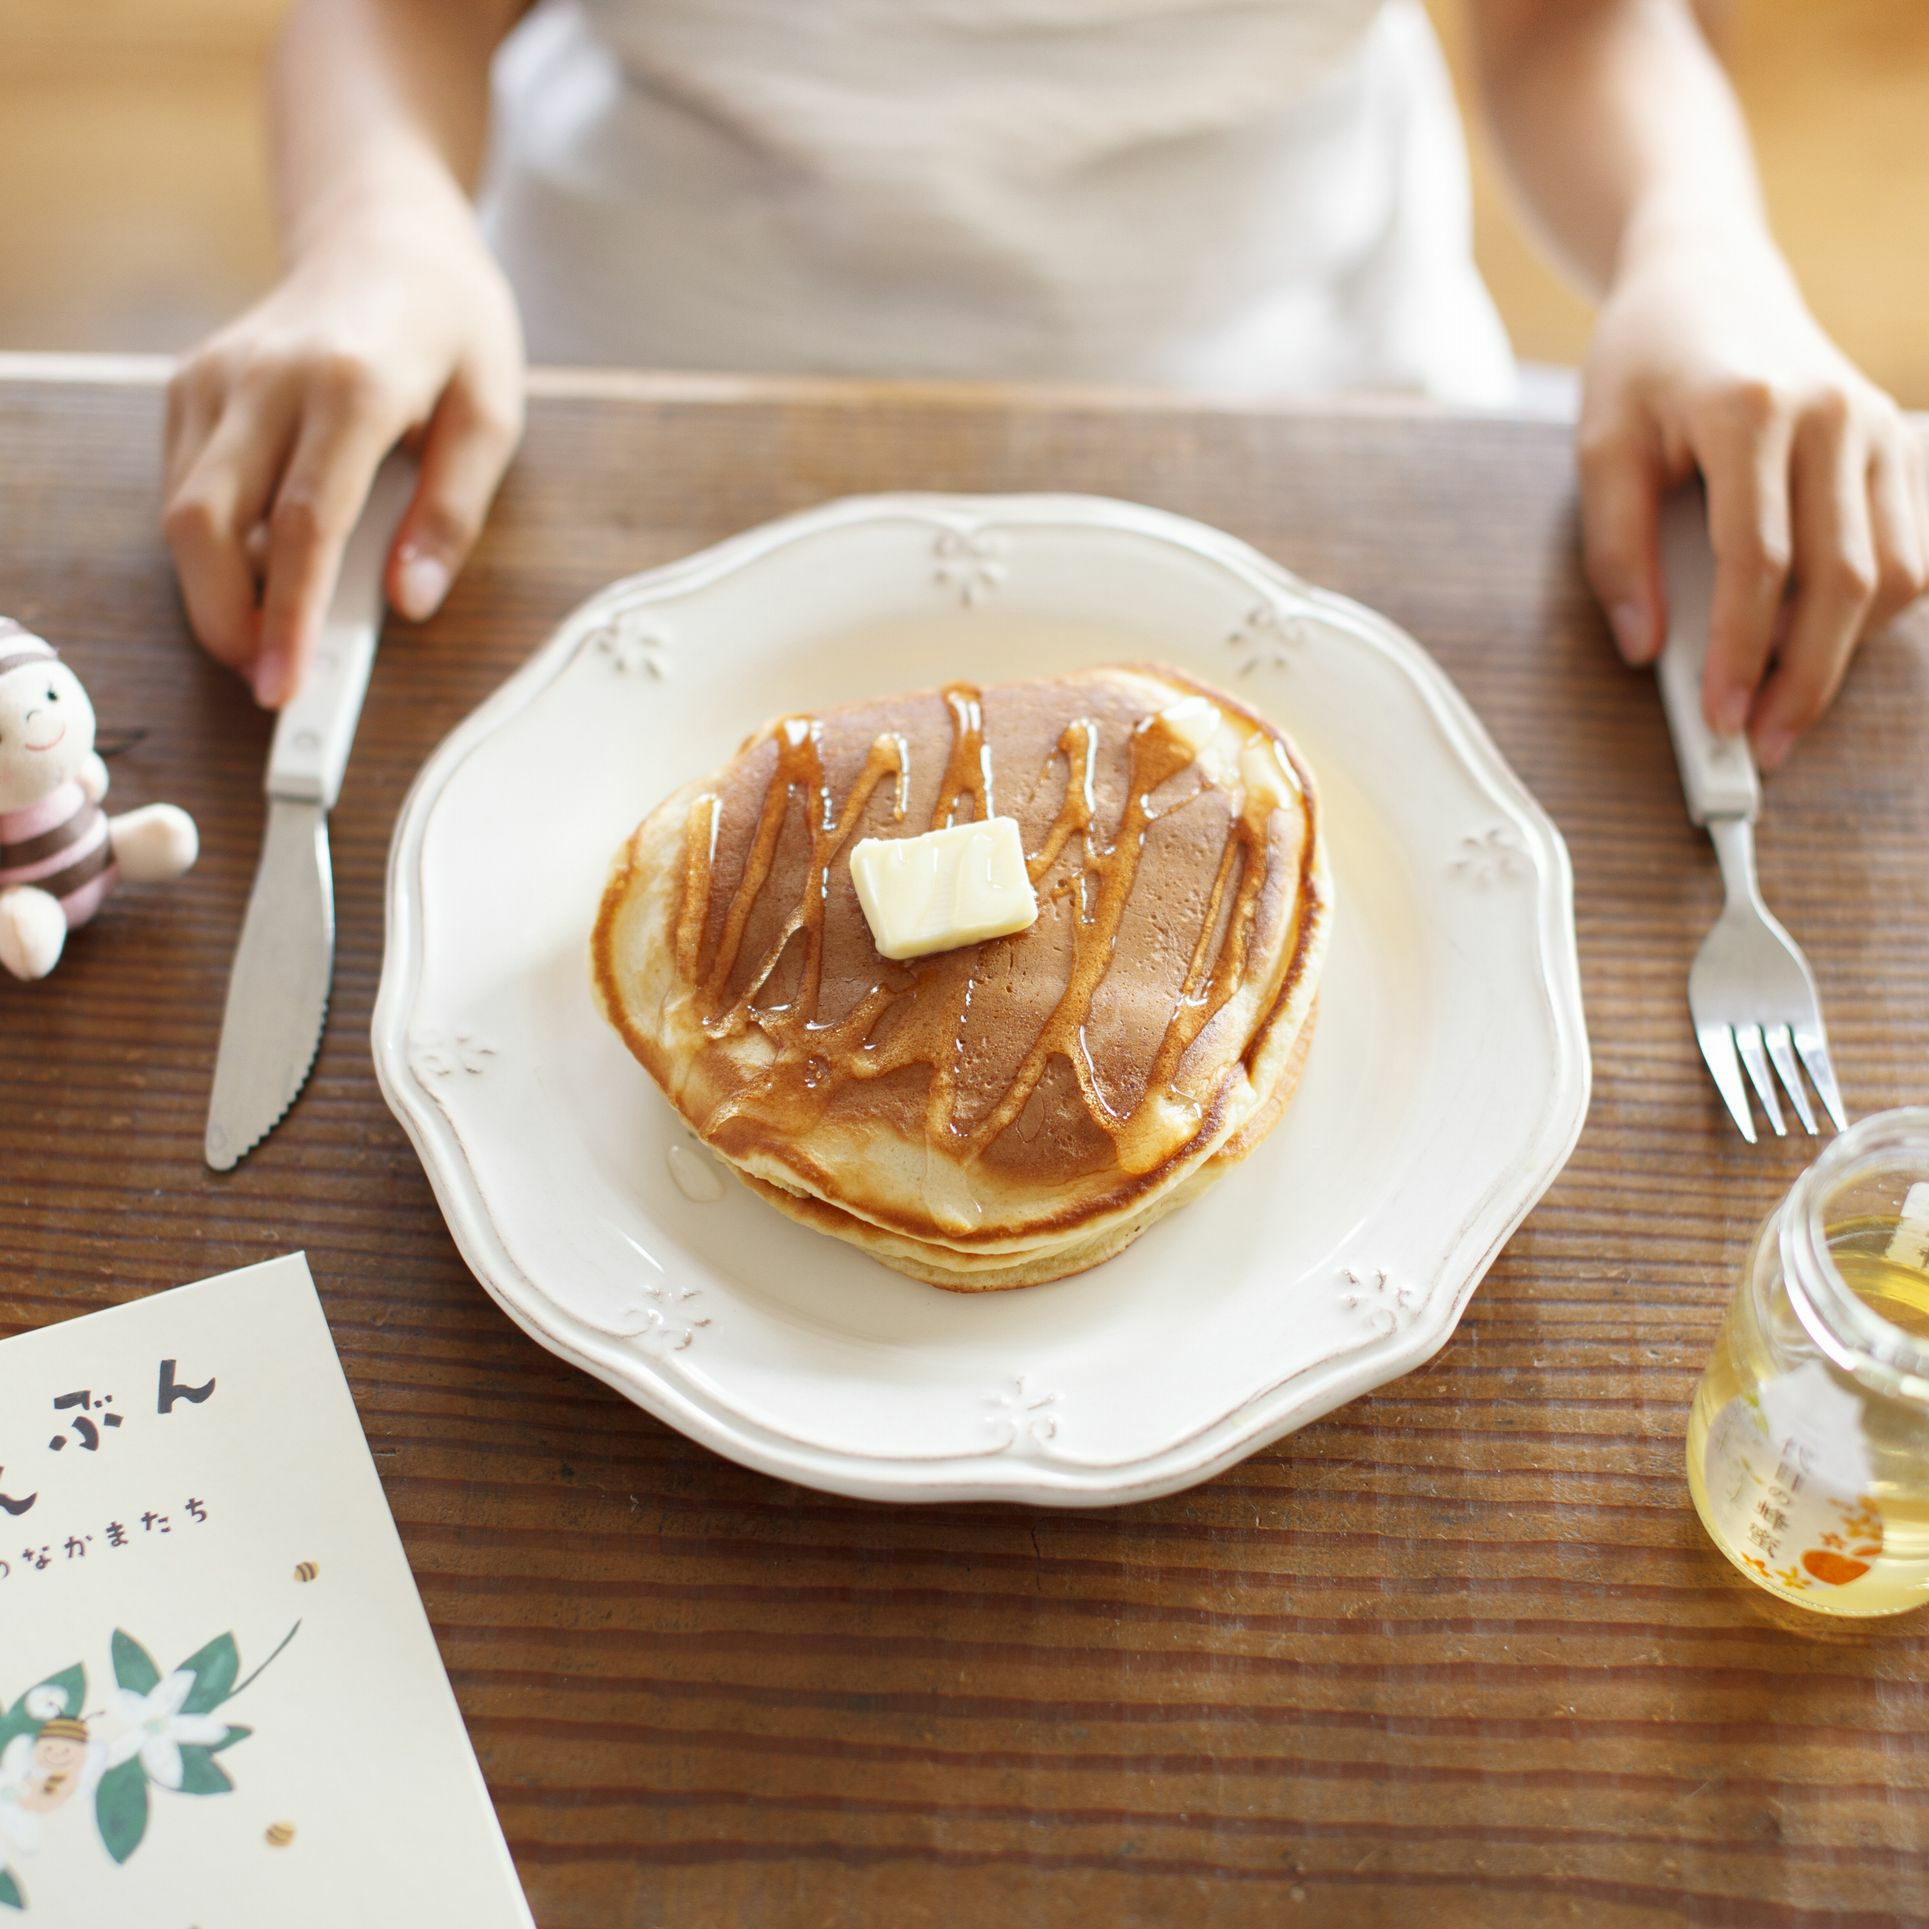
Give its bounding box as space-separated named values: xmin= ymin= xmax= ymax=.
xmin=0 ymin=1254 xmax=533 ymax=1927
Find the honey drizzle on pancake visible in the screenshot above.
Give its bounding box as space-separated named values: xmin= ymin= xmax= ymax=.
xmin=689 ymin=720 xmax=912 ymax=1034
xmin=672 ymin=684 xmax=1289 ymax=1170
xmin=931 ymin=685 xmax=993 ymax=827
xmin=1022 ymin=720 xmax=1098 ymax=886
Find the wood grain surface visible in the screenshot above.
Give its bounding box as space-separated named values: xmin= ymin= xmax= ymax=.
xmin=2 ymin=363 xmax=1927 ymax=1927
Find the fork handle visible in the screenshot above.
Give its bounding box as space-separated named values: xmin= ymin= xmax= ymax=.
xmin=1657 ymin=488 xmax=1761 ymax=827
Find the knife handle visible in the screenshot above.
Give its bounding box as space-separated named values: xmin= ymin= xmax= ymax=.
xmin=267 ymin=452 xmax=417 ymax=809
xmin=1656 ymin=485 xmax=1760 ymax=827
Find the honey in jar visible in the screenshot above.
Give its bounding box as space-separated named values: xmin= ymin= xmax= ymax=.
xmin=1686 ymin=1111 xmax=1929 ymax=1618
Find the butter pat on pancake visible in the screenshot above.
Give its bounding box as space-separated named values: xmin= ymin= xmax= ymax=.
xmin=851 ymin=817 xmax=1039 ymax=960
xmin=591 ymin=664 xmax=1330 ymax=1290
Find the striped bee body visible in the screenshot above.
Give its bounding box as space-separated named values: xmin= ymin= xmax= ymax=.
xmin=0 ymin=779 xmax=117 ymax=929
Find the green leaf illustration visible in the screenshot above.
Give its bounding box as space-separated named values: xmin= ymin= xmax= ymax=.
xmin=210 ymin=1724 xmax=251 ymax=1754
xmin=175 ymin=1634 xmax=238 ymax=1715
xmin=0 ymin=1867 xmax=23 ymax=1911
xmin=1 ymin=1662 xmax=88 ymax=1750
xmin=95 ymin=1758 xmax=149 ymax=1865
xmin=173 ymin=1747 xmax=234 ymax=1797
xmin=110 ymin=1631 xmax=160 ymax=1697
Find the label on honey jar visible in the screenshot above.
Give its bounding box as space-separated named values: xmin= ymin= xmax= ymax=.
xmin=1698 ymin=1361 xmax=1886 ymax=1603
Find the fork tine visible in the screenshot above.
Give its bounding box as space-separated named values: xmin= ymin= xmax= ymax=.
xmin=1735 ymin=1025 xmax=1786 ymax=1136
xmin=1794 ymin=1024 xmax=1848 ymax=1133
xmin=1765 ymin=1024 xmax=1819 ymax=1134
xmin=1697 ymin=1023 xmax=1758 ymax=1144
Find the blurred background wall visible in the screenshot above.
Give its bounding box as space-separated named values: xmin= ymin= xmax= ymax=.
xmin=2 ymin=0 xmax=1924 ymax=403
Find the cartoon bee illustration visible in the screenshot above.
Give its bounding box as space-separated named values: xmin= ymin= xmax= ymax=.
xmin=293 ymin=1561 xmax=319 ymax=1583
xmin=17 ymin=1716 xmax=91 ymax=1815
xmin=266 ymin=1821 xmax=297 ymax=1847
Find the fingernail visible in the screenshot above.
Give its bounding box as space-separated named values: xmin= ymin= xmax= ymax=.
xmin=1714 ymin=687 xmax=1752 ymax=736
xmin=1609 ymin=602 xmax=1651 ymax=664
xmin=1754 ymin=726 xmax=1795 ymax=772
xmin=252 ymin=653 xmax=289 ymax=709
xmin=396 ymin=549 xmax=451 ymax=623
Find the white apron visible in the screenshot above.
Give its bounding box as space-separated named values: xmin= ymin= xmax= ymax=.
xmin=483 ymin=0 xmax=1516 ymax=403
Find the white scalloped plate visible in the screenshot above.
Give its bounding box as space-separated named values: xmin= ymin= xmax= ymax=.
xmin=373 ymin=495 xmax=1589 ymax=1505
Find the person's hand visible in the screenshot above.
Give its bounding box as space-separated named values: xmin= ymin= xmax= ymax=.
xmin=1578 ymin=221 xmax=1928 ymax=769
xmin=163 ymin=205 xmax=524 ymax=706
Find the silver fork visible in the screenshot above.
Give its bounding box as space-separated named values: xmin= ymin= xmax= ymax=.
xmin=1656 ymin=491 xmax=1848 ymax=1143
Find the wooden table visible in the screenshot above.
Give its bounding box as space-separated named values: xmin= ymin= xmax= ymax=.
xmin=4 ymin=358 xmax=1928 ymax=1927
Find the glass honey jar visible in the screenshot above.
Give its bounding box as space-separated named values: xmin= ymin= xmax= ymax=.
xmin=1687 ymin=1108 xmax=1929 ymax=1617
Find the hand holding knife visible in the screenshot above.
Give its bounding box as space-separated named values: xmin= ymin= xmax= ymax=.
xmin=205 ymin=453 xmax=417 ymax=1171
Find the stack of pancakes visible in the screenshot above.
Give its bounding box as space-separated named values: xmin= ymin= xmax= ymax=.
xmin=593 ymin=663 xmax=1329 ymax=1289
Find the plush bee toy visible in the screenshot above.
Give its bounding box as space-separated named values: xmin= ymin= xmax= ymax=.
xmin=0 ymin=618 xmax=198 ymax=980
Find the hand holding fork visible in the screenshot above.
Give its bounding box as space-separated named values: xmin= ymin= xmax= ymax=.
xmin=1656 ymin=490 xmax=1848 ymax=1143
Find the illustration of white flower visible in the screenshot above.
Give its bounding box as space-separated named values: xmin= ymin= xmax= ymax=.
xmin=102 ymin=1673 xmax=228 ymax=1792
xmin=16 ymin=1695 xmax=60 ymax=1728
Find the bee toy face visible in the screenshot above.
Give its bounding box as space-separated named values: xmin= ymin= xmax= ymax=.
xmin=0 ymin=654 xmax=96 ymax=812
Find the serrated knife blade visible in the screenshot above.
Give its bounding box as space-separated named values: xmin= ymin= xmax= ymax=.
xmin=204 ymin=453 xmax=415 ymax=1171
xmin=204 ymin=799 xmax=333 ymax=1170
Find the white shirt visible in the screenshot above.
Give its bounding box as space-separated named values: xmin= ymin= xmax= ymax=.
xmin=483 ymin=0 xmax=1516 ymax=403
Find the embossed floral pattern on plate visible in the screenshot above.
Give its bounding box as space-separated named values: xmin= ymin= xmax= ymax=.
xmin=1450 ymin=825 xmax=1529 ymax=887
xmin=585 ymin=610 xmax=671 ymax=678
xmin=932 ymin=527 xmax=1008 ymax=607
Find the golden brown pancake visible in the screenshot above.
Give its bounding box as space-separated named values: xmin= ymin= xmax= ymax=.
xmin=592 ymin=663 xmax=1330 ymax=1289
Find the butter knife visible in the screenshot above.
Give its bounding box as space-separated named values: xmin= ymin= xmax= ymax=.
xmin=205 ymin=454 xmax=416 ymax=1171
